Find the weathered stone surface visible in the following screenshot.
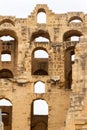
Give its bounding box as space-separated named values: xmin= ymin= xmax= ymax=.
xmin=0 ymin=4 xmax=87 ymax=130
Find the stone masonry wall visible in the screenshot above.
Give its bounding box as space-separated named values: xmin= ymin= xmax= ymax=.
xmin=0 ymin=4 xmax=87 ymax=130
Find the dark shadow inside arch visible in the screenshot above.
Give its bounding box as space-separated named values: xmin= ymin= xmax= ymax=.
xmin=1 ymin=50 xmax=11 ymax=55
xmin=1 ymin=107 xmax=12 ymax=130
xmin=0 ymin=29 xmax=18 ymax=41
xmin=64 ymin=47 xmax=75 ymax=89
xmin=33 ymin=69 xmax=48 ymax=75
xmin=0 ymin=69 xmax=13 ymax=78
xmin=31 ymin=120 xmax=48 ymax=130
xmin=37 ymin=8 xmax=46 ymax=13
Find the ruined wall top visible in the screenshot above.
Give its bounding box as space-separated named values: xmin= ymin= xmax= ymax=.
xmin=0 ymin=4 xmax=86 ymax=25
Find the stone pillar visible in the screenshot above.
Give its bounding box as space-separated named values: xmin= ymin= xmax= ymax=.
xmin=64 ymin=36 xmax=87 ymax=130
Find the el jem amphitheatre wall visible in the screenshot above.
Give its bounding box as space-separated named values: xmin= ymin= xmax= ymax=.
xmin=0 ymin=4 xmax=87 ymax=130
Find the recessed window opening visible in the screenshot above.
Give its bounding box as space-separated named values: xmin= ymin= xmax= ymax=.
xmin=71 ymin=36 xmax=79 ymax=41
xmin=35 ymin=36 xmax=49 ymax=42
xmin=34 ymin=50 xmax=48 ymax=58
xmin=0 ymin=69 xmax=13 ymax=78
xmin=0 ymin=99 xmax=12 ymax=130
xmin=34 ymin=81 xmax=45 ymax=94
xmin=0 ymin=99 xmax=12 ymax=106
xmin=1 ymin=53 xmax=11 ymax=62
xmin=0 ymin=36 xmax=14 ymax=41
xmin=33 ymin=99 xmax=48 ymax=115
xmin=37 ymin=12 xmax=46 ymax=23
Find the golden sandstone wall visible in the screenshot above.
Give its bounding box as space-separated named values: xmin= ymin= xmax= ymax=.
xmin=0 ymin=4 xmax=87 ymax=130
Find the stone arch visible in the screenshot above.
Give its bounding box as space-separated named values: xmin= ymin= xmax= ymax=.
xmin=0 ymin=29 xmax=18 ymax=40
xmin=32 ymin=47 xmax=49 ymax=75
xmin=0 ymin=98 xmax=12 ymax=130
xmin=37 ymin=8 xmax=46 ymax=13
xmin=68 ymin=16 xmax=83 ymax=23
xmin=30 ymin=30 xmax=50 ymax=42
xmin=63 ymin=30 xmax=82 ymax=41
xmin=37 ymin=8 xmax=46 ymax=23
xmin=0 ymin=19 xmax=15 ymax=26
xmin=0 ymin=29 xmax=18 ymax=76
xmin=0 ymin=69 xmax=13 ymax=78
xmin=31 ymin=99 xmax=48 ymax=130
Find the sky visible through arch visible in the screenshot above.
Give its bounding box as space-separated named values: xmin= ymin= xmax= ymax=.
xmin=0 ymin=0 xmax=87 ymax=18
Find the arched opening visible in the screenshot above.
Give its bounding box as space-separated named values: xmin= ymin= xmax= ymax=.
xmin=65 ymin=47 xmax=75 ymax=89
xmin=0 ymin=29 xmax=17 ymax=40
xmin=34 ymin=81 xmax=45 ymax=94
xmin=30 ymin=30 xmax=50 ymax=43
xmin=32 ymin=48 xmax=49 ymax=75
xmin=69 ymin=16 xmax=83 ymax=23
xmin=1 ymin=51 xmax=11 ymax=62
xmin=0 ymin=98 xmax=12 ymax=130
xmin=63 ymin=30 xmax=82 ymax=41
xmin=0 ymin=29 xmax=18 ymax=75
xmin=63 ymin=30 xmax=82 ymax=89
xmin=0 ymin=69 xmax=13 ymax=78
xmin=31 ymin=99 xmax=48 ymax=130
xmin=37 ymin=9 xmax=46 ymax=23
